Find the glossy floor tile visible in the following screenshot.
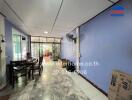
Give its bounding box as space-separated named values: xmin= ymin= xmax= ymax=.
xmin=9 ymin=61 xmax=108 ymax=100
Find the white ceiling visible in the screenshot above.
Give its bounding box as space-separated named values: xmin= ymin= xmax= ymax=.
xmin=0 ymin=0 xmax=118 ymax=37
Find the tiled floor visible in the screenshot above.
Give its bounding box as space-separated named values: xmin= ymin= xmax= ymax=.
xmin=0 ymin=95 xmax=10 ymax=100
xmin=1 ymin=61 xmax=108 ymax=100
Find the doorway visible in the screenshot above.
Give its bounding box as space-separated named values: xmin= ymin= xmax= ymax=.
xmin=31 ymin=36 xmax=61 ymax=62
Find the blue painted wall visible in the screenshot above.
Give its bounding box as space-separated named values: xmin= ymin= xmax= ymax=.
xmin=5 ymin=19 xmax=13 ymax=64
xmin=80 ymin=0 xmax=132 ymax=93
xmin=5 ymin=19 xmax=29 ymax=64
xmin=61 ymin=30 xmax=76 ymax=63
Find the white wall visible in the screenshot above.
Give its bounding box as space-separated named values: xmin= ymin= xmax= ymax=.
xmin=0 ymin=14 xmax=6 ymax=89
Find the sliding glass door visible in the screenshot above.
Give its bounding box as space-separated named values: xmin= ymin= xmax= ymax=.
xmin=40 ymin=43 xmax=53 ymax=57
xmin=52 ymin=43 xmax=60 ymax=61
xmin=31 ymin=43 xmax=40 ymax=59
xmin=31 ymin=36 xmax=61 ymax=61
xmin=31 ymin=43 xmax=53 ymax=58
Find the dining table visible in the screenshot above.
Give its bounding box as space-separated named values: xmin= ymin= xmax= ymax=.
xmin=8 ymin=58 xmax=38 ymax=87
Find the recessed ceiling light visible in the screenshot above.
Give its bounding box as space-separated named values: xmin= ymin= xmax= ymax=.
xmin=44 ymin=31 xmax=48 ymax=34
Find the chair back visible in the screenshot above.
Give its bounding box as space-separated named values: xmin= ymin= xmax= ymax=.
xmin=39 ymin=56 xmax=43 ymax=66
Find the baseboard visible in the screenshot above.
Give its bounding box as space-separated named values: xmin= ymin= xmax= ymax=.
xmin=76 ymin=71 xmax=108 ymax=97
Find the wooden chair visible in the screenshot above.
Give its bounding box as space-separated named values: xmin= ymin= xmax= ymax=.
xmin=30 ymin=56 xmax=43 ymax=79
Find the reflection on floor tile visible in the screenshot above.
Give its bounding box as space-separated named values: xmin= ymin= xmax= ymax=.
xmin=9 ymin=61 xmax=90 ymax=100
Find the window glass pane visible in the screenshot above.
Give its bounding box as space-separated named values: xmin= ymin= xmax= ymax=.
xmin=12 ymin=35 xmax=21 ymax=60
xmin=12 ymin=28 xmax=20 ymax=35
xmin=54 ymin=38 xmax=61 ymax=43
xmin=31 ymin=37 xmax=40 ymax=42
xmin=31 ymin=43 xmax=40 ymax=59
xmin=52 ymin=44 xmax=60 ymax=60
xmin=12 ymin=28 xmax=28 ymax=60
xmin=47 ymin=38 xmax=54 ymax=42
xmin=40 ymin=37 xmax=46 ymax=42
xmin=21 ymin=36 xmax=28 ymax=60
xmin=40 ymin=43 xmax=44 ymax=56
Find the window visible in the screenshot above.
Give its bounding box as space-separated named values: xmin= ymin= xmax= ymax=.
xmin=12 ymin=34 xmax=21 ymax=60
xmin=52 ymin=43 xmax=60 ymax=60
xmin=47 ymin=38 xmax=54 ymax=42
xmin=31 ymin=43 xmax=40 ymax=59
xmin=31 ymin=36 xmax=61 ymax=43
xmin=31 ymin=37 xmax=40 ymax=42
xmin=12 ymin=28 xmax=28 ymax=60
xmin=40 ymin=37 xmax=46 ymax=42
xmin=31 ymin=36 xmax=61 ymax=60
xmin=55 ymin=38 xmax=61 ymax=43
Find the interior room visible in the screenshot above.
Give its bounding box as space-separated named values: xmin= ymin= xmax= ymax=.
xmin=0 ymin=0 xmax=132 ymax=100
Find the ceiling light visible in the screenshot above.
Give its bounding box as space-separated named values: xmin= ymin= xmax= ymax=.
xmin=44 ymin=31 xmax=48 ymax=34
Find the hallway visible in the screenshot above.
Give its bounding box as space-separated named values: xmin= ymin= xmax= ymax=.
xmin=9 ymin=61 xmax=107 ymax=100
xmin=0 ymin=0 xmax=132 ymax=100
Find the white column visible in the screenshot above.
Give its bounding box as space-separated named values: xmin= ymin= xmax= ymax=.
xmin=76 ymin=27 xmax=80 ymax=72
xmin=0 ymin=14 xmax=6 ymax=89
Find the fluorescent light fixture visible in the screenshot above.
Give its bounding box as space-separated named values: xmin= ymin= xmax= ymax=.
xmin=44 ymin=31 xmax=48 ymax=34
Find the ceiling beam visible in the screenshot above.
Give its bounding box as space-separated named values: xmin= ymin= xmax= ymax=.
xmin=50 ymin=0 xmax=64 ymax=34
xmin=0 ymin=11 xmax=6 ymax=17
xmin=107 ymin=0 xmax=117 ymax=4
xmin=3 ymin=0 xmax=29 ymax=34
xmin=3 ymin=0 xmax=24 ymax=24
